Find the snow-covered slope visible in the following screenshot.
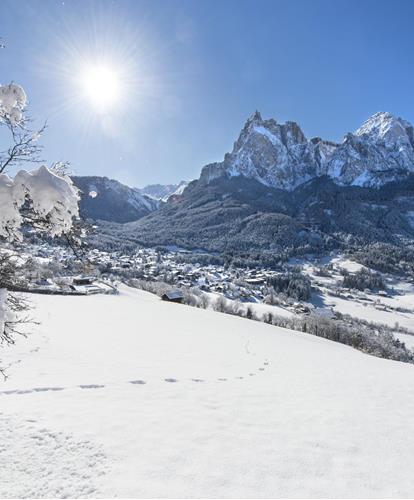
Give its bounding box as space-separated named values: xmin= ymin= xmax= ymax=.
xmin=199 ymin=111 xmax=414 ymax=189
xmin=1 ymin=286 xmax=414 ymax=497
xmin=71 ymin=176 xmax=159 ymax=223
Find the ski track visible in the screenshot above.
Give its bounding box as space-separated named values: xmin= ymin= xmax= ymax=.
xmin=0 ymin=360 xmax=271 ymax=397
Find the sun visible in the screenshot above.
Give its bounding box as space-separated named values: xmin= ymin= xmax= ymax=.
xmin=80 ymin=64 xmax=121 ymax=113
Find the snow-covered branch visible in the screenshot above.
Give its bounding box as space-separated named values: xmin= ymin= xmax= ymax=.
xmin=0 ymin=166 xmax=80 ymax=241
xmin=0 ymin=84 xmax=46 ymax=174
xmin=0 ymin=78 xmax=80 ymax=370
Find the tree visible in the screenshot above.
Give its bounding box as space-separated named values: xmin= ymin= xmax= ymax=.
xmin=0 ymin=71 xmax=79 ymax=376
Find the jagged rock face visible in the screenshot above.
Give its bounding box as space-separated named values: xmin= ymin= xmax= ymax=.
xmin=71 ymin=176 xmax=159 ymax=223
xmin=199 ymin=111 xmax=414 ymax=190
xmin=327 ymin=112 xmax=414 ymax=186
xmin=200 ymin=111 xmax=335 ymax=189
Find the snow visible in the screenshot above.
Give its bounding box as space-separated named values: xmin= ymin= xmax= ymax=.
xmin=355 ymin=111 xmax=411 ymax=145
xmin=1 ymin=285 xmax=414 ymax=497
xmin=0 ymin=83 xmax=26 ymax=125
xmin=352 ymin=169 xmax=372 ymax=187
xmin=252 ymin=125 xmax=280 ymax=146
xmin=313 ymin=291 xmax=414 ymax=331
xmin=164 ymin=180 xmax=189 ymax=200
xmin=329 ymin=256 xmax=365 ymax=273
xmin=0 ymin=288 xmax=7 ymax=335
xmin=0 ymin=166 xmax=79 ymax=240
xmin=395 ymin=332 xmax=414 ymax=351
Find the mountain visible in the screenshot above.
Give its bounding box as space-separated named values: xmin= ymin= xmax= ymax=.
xmin=139 ymin=181 xmax=189 ymax=201
xmin=95 ymin=111 xmax=414 ymax=257
xmin=97 ymin=174 xmax=414 ymax=256
xmin=71 ymin=176 xmax=159 ymax=223
xmin=200 ymin=111 xmax=414 ymax=189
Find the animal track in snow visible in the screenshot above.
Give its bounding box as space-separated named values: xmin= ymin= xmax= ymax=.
xmin=130 ymin=380 xmax=146 ymax=385
xmin=164 ymin=378 xmax=178 ymax=383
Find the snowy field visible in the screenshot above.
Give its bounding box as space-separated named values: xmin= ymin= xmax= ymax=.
xmin=298 ymin=258 xmax=414 ymax=333
xmin=1 ymin=285 xmax=414 ymax=498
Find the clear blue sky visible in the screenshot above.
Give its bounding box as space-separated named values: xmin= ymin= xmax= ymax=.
xmin=1 ymin=0 xmax=413 ymax=187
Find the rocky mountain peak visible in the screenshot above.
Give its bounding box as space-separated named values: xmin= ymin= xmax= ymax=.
xmin=199 ymin=111 xmax=414 ymax=190
xmin=246 ymin=110 xmax=263 ymax=124
xmin=355 ymin=111 xmax=414 ymax=148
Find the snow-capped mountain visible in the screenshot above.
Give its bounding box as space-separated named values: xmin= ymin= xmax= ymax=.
xmin=165 ymin=180 xmax=190 ymax=200
xmin=139 ymin=181 xmax=189 ymax=201
xmin=199 ymin=111 xmax=414 ymax=189
xmin=327 ymin=112 xmax=414 ymax=186
xmin=71 ymin=176 xmax=159 ymax=223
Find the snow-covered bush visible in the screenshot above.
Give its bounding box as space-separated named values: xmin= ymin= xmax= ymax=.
xmin=0 ymin=166 xmax=79 ymax=240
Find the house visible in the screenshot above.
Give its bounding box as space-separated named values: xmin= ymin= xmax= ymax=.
xmin=73 ymin=275 xmax=95 ymax=286
xmin=161 ymin=290 xmax=184 ymax=303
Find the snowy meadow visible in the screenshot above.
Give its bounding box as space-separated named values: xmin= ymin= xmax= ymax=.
xmin=2 ymin=286 xmax=414 ymax=498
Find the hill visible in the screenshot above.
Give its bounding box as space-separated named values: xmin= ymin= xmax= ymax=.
xmin=1 ymin=286 xmax=414 ymax=497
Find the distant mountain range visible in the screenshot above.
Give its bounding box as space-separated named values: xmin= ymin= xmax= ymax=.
xmin=71 ymin=176 xmax=159 ymax=223
xmin=138 ymin=181 xmax=189 ymax=201
xmin=71 ymin=177 xmax=191 ymax=222
xmin=74 ymin=111 xmax=414 ymax=256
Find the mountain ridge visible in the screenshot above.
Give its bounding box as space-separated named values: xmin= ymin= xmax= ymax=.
xmin=199 ymin=111 xmax=414 ymax=190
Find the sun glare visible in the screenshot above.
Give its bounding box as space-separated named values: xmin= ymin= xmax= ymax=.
xmin=80 ymin=64 xmax=121 ymax=113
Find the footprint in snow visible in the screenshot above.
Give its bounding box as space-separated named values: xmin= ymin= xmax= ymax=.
xmin=259 ymin=367 xmax=265 ymax=371
xmin=33 ymin=387 xmax=65 ymax=393
xmin=249 ymin=373 xmax=255 ymax=376
xmin=217 ymin=378 xmax=227 ymax=381
xmin=191 ymin=378 xmax=204 ymax=383
xmin=236 ymin=376 xmax=244 ymax=379
xmin=79 ymin=384 xmax=105 ymax=390
xmin=165 ymin=378 xmax=178 ymax=383
xmin=130 ymin=380 xmax=146 ymax=385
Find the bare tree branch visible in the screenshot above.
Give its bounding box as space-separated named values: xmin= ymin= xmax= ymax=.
xmin=0 ymin=118 xmax=46 ymax=174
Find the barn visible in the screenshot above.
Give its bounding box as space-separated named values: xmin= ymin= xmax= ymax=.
xmin=161 ymin=290 xmax=184 ymax=303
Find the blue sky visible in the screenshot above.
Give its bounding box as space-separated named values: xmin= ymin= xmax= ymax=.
xmin=1 ymin=0 xmax=414 ymax=187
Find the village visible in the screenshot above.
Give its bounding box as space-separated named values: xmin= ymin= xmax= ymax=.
xmin=11 ymin=241 xmax=414 ymax=327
